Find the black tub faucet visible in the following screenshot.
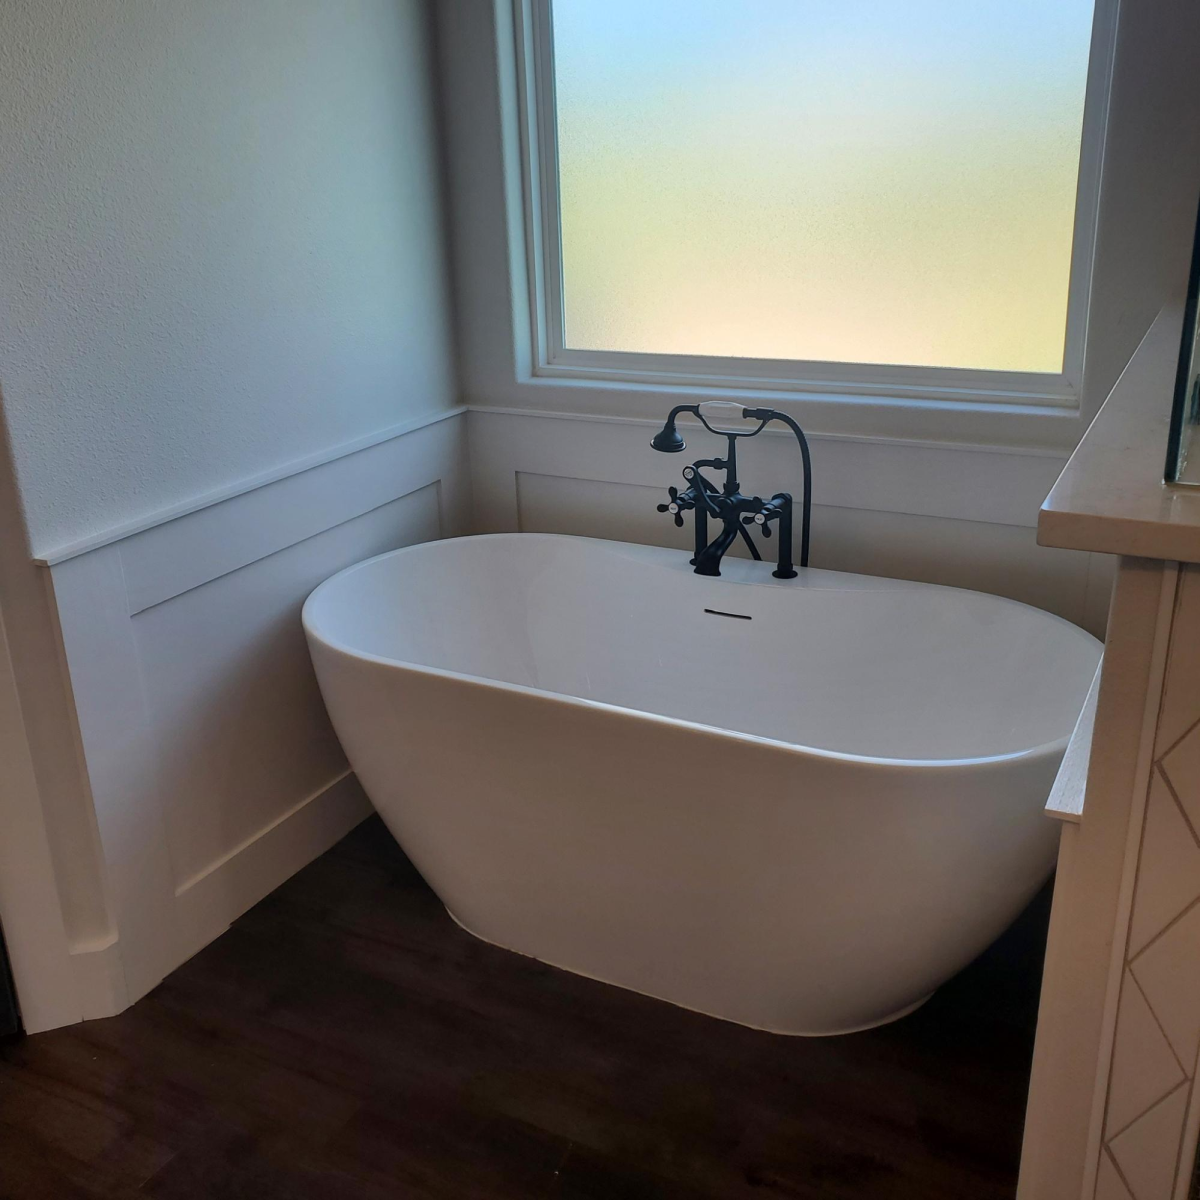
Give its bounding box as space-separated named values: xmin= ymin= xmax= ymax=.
xmin=650 ymin=402 xmax=812 ymax=580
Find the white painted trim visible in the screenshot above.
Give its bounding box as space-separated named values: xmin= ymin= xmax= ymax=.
xmin=173 ymin=770 xmax=351 ymax=897
xmin=69 ymin=936 xmax=128 ymax=1023
xmin=173 ymin=772 xmax=371 ymax=966
xmin=514 ymin=0 xmax=1117 ymax=414
xmin=0 ymin=602 xmax=80 ymax=1034
xmin=34 ymin=405 xmax=468 ymax=567
xmin=466 ymin=403 xmax=1073 ymax=460
xmin=1046 ymin=660 xmax=1103 ymax=824
xmin=115 ymin=428 xmax=461 ymax=617
xmin=511 ymin=0 xmax=553 ymax=380
xmin=1069 ymin=0 xmax=1120 ymax=421
xmin=47 ymin=544 xmax=180 ymax=1004
xmin=58 ymin=775 xmax=372 ymax=1020
xmin=537 ymin=353 xmax=1082 ymax=409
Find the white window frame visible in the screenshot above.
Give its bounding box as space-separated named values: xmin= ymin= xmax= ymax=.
xmin=512 ymin=0 xmax=1119 ymax=414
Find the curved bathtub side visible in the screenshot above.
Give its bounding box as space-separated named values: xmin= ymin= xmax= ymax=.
xmin=303 ymin=532 xmax=1102 ymax=764
xmin=308 ymin=636 xmax=1061 ymax=1036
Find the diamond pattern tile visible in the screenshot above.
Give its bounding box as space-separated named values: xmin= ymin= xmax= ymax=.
xmin=1128 ymin=773 xmax=1200 ymax=959
xmin=1162 ymin=722 xmax=1200 ymax=835
xmin=1110 ymin=1082 xmax=1190 ymax=1200
xmin=1132 ymin=900 xmax=1200 ymax=1072
xmin=1102 ymin=566 xmax=1200 ymax=1200
xmin=1106 ymin=969 xmax=1187 ymax=1138
xmin=1096 ymin=1150 xmax=1135 ymax=1200
xmin=1158 ymin=567 xmax=1200 ymax=753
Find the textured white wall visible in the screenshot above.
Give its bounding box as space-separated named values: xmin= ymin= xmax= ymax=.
xmin=0 ymin=0 xmax=455 ymax=556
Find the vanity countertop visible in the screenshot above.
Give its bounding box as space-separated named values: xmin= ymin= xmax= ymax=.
xmin=1039 ymin=307 xmax=1200 ymax=563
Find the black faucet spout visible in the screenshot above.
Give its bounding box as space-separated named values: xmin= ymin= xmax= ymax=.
xmin=693 ymin=522 xmax=741 ymax=576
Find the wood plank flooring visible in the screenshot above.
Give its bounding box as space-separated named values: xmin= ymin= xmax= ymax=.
xmin=0 ymin=816 xmax=1051 ymax=1199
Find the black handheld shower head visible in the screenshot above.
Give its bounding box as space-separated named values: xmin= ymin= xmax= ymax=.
xmin=650 ymin=405 xmax=696 ymax=453
xmin=650 ymin=421 xmax=686 ymax=453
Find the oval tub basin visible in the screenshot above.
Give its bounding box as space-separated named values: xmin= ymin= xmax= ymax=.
xmin=303 ymin=533 xmax=1101 ymax=1036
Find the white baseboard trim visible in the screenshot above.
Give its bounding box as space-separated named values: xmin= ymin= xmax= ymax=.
xmin=60 ymin=773 xmax=373 ymax=1024
xmin=172 ymin=772 xmax=373 ymax=969
xmin=69 ymin=934 xmax=128 ymax=1024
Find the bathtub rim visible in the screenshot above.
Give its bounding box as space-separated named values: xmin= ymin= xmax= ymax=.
xmin=304 ymin=534 xmax=1097 ymax=772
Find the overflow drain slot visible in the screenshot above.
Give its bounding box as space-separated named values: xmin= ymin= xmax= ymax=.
xmin=704 ymin=608 xmax=752 ymax=621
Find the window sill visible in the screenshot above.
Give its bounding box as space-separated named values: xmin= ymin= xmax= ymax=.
xmin=496 ymin=368 xmax=1089 ymax=456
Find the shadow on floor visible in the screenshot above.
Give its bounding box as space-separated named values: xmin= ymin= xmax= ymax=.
xmin=0 ymin=815 xmax=1052 ymax=1199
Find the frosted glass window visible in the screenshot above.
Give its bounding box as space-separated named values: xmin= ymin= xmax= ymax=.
xmin=551 ymin=1 xmax=1096 ymax=374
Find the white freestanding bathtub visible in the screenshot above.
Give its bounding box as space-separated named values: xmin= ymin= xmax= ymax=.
xmin=303 ymin=533 xmax=1101 ymax=1036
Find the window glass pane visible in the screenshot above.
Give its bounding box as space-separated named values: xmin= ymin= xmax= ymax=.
xmin=551 ymin=0 xmax=1095 ymax=374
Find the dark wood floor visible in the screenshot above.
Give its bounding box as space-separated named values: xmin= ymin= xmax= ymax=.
xmin=0 ymin=817 xmax=1051 ymax=1199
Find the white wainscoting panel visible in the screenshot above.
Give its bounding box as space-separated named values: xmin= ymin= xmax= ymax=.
xmin=45 ymin=410 xmax=469 ymax=1017
xmin=135 ymin=483 xmax=440 ymax=891
xmin=477 ymin=409 xmax=1114 ymax=636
